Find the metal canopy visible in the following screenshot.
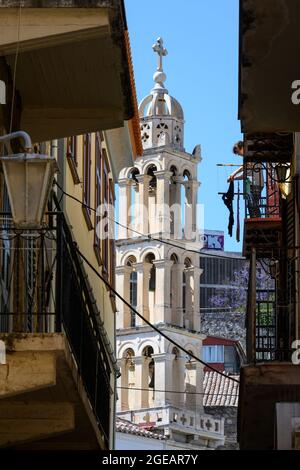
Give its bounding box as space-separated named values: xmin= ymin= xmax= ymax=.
xmin=239 ymin=0 xmax=300 ymax=133
xmin=0 ymin=3 xmax=134 ymax=142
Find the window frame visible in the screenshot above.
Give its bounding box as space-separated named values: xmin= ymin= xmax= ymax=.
xmin=66 ymin=136 xmax=80 ymax=184
xmin=203 ymin=345 xmax=225 ymax=363
xmin=82 ymin=133 xmax=93 ymax=230
xmin=94 ymin=132 xmax=103 ymax=265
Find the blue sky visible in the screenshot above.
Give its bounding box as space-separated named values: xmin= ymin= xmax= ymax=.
xmin=124 ymin=0 xmax=243 ymax=252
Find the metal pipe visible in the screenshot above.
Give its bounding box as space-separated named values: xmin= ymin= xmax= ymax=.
xmin=0 ymin=131 xmax=32 ymax=151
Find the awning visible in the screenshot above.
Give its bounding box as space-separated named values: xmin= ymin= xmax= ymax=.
xmin=0 ymin=2 xmax=135 ymax=142
xmin=239 ymin=0 xmax=300 ymax=133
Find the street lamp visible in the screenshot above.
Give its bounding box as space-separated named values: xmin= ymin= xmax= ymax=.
xmin=252 ymin=161 xmax=292 ymax=184
xmin=0 ymin=131 xmax=58 ymax=228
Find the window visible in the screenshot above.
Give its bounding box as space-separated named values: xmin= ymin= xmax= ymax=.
xmin=130 ymin=271 xmax=137 ymax=328
xmin=182 ymin=271 xmax=186 ymax=313
xmin=102 ymin=149 xmax=110 ymax=274
xmin=203 ymin=345 xmax=224 ymax=363
xmin=82 ymin=133 xmax=92 ymax=229
xmin=109 ymin=179 xmax=115 ymax=287
xmin=94 ymin=133 xmax=102 ymax=264
xmin=66 ymin=136 xmax=80 ymax=184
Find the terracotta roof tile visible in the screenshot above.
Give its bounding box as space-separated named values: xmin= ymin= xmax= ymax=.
xmin=116 ymin=418 xmax=166 ymax=440
xmin=203 ymin=371 xmax=239 ymax=407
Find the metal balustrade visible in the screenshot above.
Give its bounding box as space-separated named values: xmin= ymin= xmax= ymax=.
xmin=0 ymin=204 xmax=112 ymax=447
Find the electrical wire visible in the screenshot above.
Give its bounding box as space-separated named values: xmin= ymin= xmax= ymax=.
xmin=74 ymin=244 xmax=240 ymax=384
xmin=54 ymin=180 xmax=245 ymax=261
xmin=117 ymin=386 xmax=239 ymax=396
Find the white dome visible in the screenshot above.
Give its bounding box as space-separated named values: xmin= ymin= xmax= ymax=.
xmin=138 ymin=37 xmax=184 ymax=121
xmin=138 ymin=38 xmax=185 ymax=151
xmin=139 ymin=93 xmax=184 ymax=120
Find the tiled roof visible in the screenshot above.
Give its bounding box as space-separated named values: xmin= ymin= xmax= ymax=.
xmin=116 ymin=418 xmax=166 ymax=440
xmin=203 ymin=372 xmax=239 ymax=407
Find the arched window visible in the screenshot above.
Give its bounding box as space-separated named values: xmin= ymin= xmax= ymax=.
xmin=128 ymin=168 xmax=140 ymax=232
xmin=125 ymin=256 xmax=137 ymax=328
xmin=170 ymin=167 xmax=179 ymax=236
xmin=171 ymin=347 xmax=180 ymax=406
xmin=182 ymin=170 xmax=192 ymax=231
xmin=183 ymin=258 xmax=192 ymax=328
xmin=170 ymin=253 xmax=179 ymax=316
xmin=185 ymin=350 xmax=196 ymax=411
xmin=120 ymin=348 xmax=135 ymax=411
xmin=142 ymin=346 xmax=155 ymax=408
xmin=130 ymin=271 xmax=137 ymax=327
xmin=146 ymin=164 xmax=158 ymax=190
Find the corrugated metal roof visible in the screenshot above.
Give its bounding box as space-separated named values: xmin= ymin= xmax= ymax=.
xmin=203 ymin=372 xmax=239 ymax=407
xmin=116 ymin=418 xmax=166 ymax=440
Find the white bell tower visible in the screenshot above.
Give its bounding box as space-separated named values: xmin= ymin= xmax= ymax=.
xmin=116 ymin=38 xmax=224 ymax=448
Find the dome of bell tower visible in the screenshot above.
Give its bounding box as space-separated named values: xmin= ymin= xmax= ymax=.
xmin=138 ymin=38 xmax=185 ymax=151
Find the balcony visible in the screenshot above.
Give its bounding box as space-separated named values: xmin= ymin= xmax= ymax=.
xmin=242 ymin=133 xmax=293 ymax=259
xmin=0 ymin=205 xmax=112 ymax=449
xmin=0 ymin=1 xmax=136 ymax=142
xmin=117 ymin=405 xmax=225 ymax=448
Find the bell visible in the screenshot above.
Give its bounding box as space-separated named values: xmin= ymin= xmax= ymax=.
xmin=148 ymin=360 xmax=155 ymax=388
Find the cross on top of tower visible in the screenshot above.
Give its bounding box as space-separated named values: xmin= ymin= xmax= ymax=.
xmin=152 ymin=37 xmax=168 ymax=72
xmin=151 ymin=37 xmax=168 ymax=93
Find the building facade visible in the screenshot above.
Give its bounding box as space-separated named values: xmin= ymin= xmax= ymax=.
xmin=115 ymin=38 xmax=225 ymax=449
xmin=237 ymin=0 xmax=300 ymax=450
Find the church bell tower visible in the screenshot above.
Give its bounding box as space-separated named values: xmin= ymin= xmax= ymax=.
xmin=116 ymin=38 xmax=224 ymax=448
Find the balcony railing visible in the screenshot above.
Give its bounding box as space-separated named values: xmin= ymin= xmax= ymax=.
xmin=117 ymin=405 xmax=225 ymax=442
xmin=0 ymin=205 xmax=112 ymax=447
xmin=243 ymin=162 xmax=281 ymax=220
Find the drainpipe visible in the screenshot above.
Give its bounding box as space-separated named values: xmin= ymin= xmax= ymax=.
xmin=246 ymin=247 xmax=256 ymax=363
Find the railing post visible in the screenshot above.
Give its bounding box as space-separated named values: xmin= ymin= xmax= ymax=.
xmin=246 ymin=246 xmax=256 ymax=362
xmin=55 ymin=213 xmax=63 ymax=332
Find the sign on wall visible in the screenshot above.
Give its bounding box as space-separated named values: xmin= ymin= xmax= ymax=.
xmin=200 ymin=231 xmax=224 ymax=251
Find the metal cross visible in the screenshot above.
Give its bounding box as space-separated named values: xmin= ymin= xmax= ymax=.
xmin=152 ymin=37 xmax=168 ymax=71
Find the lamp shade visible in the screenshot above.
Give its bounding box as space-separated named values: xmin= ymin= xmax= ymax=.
xmin=276 ymin=163 xmax=290 ymax=183
xmin=0 ymin=153 xmax=58 ymax=228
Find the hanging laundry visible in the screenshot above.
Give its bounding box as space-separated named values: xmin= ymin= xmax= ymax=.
xmin=222 ymin=180 xmax=234 ymax=237
xmin=236 ymin=181 xmax=240 ymax=242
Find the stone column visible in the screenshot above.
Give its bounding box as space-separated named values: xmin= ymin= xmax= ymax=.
xmin=133 ymin=356 xmax=143 ymax=410
xmin=177 ymin=355 xmax=187 ymax=408
xmin=136 ymin=174 xmax=152 ymax=235
xmin=134 ymin=262 xmax=152 ymax=325
xmin=184 ymin=267 xmax=194 ymax=330
xmin=116 ymin=359 xmax=122 ymax=413
xmin=183 ymin=180 xmax=200 ymax=240
xmin=132 ymin=184 xmax=139 ymax=235
xmin=154 ymin=170 xmax=173 ymax=236
xmin=118 ymin=178 xmax=132 ymax=239
xmin=115 ymin=265 xmax=132 ymax=329
xmin=165 ymin=353 xmax=176 ymax=405
xmin=152 ymin=353 xmax=173 ymax=407
xmin=171 ymin=263 xmax=185 ymax=327
xmin=116 ymin=358 xmax=124 ymax=412
xmin=192 ymin=267 xmax=202 ymax=332
xmin=171 ymin=176 xmax=184 ymax=239
xmin=195 ymin=362 xmax=204 ymax=414
xmin=141 ymin=356 xmax=151 ymax=408
xmin=153 ymin=259 xmax=173 ymax=324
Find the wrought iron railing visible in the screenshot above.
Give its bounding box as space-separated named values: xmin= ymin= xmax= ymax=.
xmin=243 ymin=163 xmax=281 ymax=220
xmin=255 ymin=288 xmax=276 ymax=361
xmin=0 ymin=206 xmax=111 ymax=447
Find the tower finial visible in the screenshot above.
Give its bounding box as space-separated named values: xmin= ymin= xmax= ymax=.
xmin=152 ymin=37 xmax=168 ymax=93
xmin=152 ymin=37 xmax=168 ymax=72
